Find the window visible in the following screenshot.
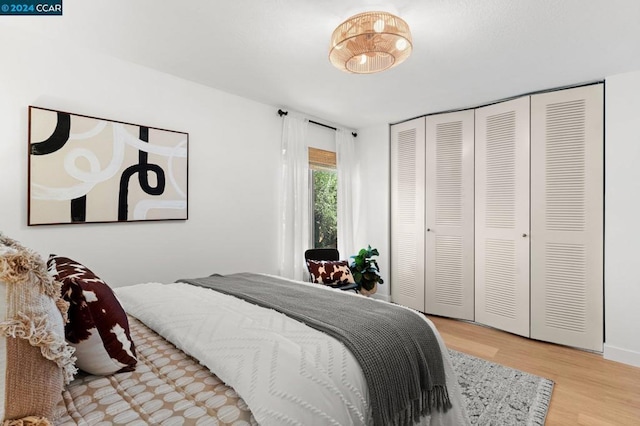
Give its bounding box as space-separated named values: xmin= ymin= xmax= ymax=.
xmin=309 ymin=147 xmax=337 ymax=249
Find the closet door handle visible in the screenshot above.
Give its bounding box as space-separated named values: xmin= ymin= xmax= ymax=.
xmin=426 ymin=228 xmax=431 ymax=232
xmin=522 ymin=233 xmax=528 ymax=238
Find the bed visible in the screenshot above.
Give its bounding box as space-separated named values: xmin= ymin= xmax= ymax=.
xmin=52 ymin=273 xmax=469 ymax=426
xmin=52 ymin=315 xmax=255 ymax=425
xmin=0 ymin=238 xmax=468 ymax=426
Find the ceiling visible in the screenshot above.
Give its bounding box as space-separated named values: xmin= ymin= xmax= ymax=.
xmin=6 ymin=0 xmax=640 ymax=129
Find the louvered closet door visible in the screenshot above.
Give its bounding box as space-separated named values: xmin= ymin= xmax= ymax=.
xmin=530 ymin=84 xmax=603 ymax=351
xmin=425 ymin=111 xmax=475 ymax=320
xmin=391 ymin=118 xmax=426 ymax=311
xmin=475 ymin=97 xmax=531 ymax=337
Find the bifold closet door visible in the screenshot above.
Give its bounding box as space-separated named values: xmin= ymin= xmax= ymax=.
xmin=475 ymin=97 xmax=531 ymax=337
xmin=425 ymin=111 xmax=475 ymax=320
xmin=530 ymin=84 xmax=604 ymax=352
xmin=391 ymin=118 xmax=426 ymax=311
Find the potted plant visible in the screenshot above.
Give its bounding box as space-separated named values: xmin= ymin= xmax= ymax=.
xmin=349 ymin=245 xmax=384 ymax=296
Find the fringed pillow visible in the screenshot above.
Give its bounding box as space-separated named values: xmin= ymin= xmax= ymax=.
xmin=3 ymin=417 xmax=52 ymax=426
xmin=306 ymin=260 xmax=356 ymax=286
xmin=0 ymin=234 xmax=76 ymax=423
xmin=47 ymin=255 xmax=137 ymax=375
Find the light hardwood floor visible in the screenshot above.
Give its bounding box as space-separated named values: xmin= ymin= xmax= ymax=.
xmin=428 ymin=315 xmax=640 ymax=425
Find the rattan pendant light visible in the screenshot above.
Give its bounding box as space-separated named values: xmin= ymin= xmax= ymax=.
xmin=329 ymin=11 xmax=413 ymax=74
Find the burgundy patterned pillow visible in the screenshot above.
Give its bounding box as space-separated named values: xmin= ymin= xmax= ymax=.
xmin=306 ymin=260 xmax=356 ymax=286
xmin=47 ymin=255 xmax=137 ymax=375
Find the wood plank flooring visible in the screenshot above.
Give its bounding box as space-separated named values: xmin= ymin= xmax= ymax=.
xmin=428 ymin=315 xmax=640 ymax=425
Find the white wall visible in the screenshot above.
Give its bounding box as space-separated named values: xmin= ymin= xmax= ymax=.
xmin=355 ymin=125 xmax=390 ymax=300
xmin=307 ymin=123 xmax=336 ymax=152
xmin=604 ymin=70 xmax=640 ymax=367
xmin=0 ymin=26 xmax=282 ymax=287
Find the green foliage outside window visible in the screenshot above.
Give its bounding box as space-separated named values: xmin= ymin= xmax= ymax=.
xmin=312 ymin=170 xmax=337 ymax=248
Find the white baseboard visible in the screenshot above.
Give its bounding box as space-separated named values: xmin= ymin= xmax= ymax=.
xmin=604 ymin=343 xmax=640 ymax=368
xmin=371 ymin=293 xmax=391 ymax=302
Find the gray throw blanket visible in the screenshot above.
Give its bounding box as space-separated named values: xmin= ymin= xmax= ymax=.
xmin=180 ymin=273 xmax=451 ymax=426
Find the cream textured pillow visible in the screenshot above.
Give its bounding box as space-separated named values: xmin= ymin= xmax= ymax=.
xmin=0 ymin=234 xmax=76 ymax=422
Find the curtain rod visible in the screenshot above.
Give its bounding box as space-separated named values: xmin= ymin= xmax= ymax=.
xmin=278 ymin=109 xmax=357 ymax=138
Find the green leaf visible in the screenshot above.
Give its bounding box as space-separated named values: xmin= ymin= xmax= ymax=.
xmin=349 ymin=246 xmax=383 ymax=286
xmin=372 ymin=259 xmax=379 ymax=271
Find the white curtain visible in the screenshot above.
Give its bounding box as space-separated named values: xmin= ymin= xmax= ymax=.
xmin=336 ymin=129 xmax=359 ymax=261
xmin=279 ymin=113 xmax=310 ymax=281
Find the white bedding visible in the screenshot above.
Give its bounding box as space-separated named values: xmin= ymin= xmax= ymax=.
xmin=115 ymin=277 xmax=469 ymax=426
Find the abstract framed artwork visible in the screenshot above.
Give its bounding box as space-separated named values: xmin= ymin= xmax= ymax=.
xmin=28 ymin=106 xmax=188 ymax=225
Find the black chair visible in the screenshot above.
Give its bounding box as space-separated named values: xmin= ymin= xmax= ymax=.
xmin=304 ymin=248 xmax=358 ymax=292
xmin=304 ymin=248 xmax=340 ymax=262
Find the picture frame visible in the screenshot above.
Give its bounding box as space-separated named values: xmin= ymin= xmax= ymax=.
xmin=28 ymin=106 xmax=188 ymax=225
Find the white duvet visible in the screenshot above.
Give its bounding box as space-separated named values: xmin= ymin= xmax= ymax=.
xmin=115 ymin=277 xmax=469 ymax=426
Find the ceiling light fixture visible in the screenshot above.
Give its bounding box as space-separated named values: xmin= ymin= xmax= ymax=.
xmin=329 ymin=11 xmax=413 ymax=74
